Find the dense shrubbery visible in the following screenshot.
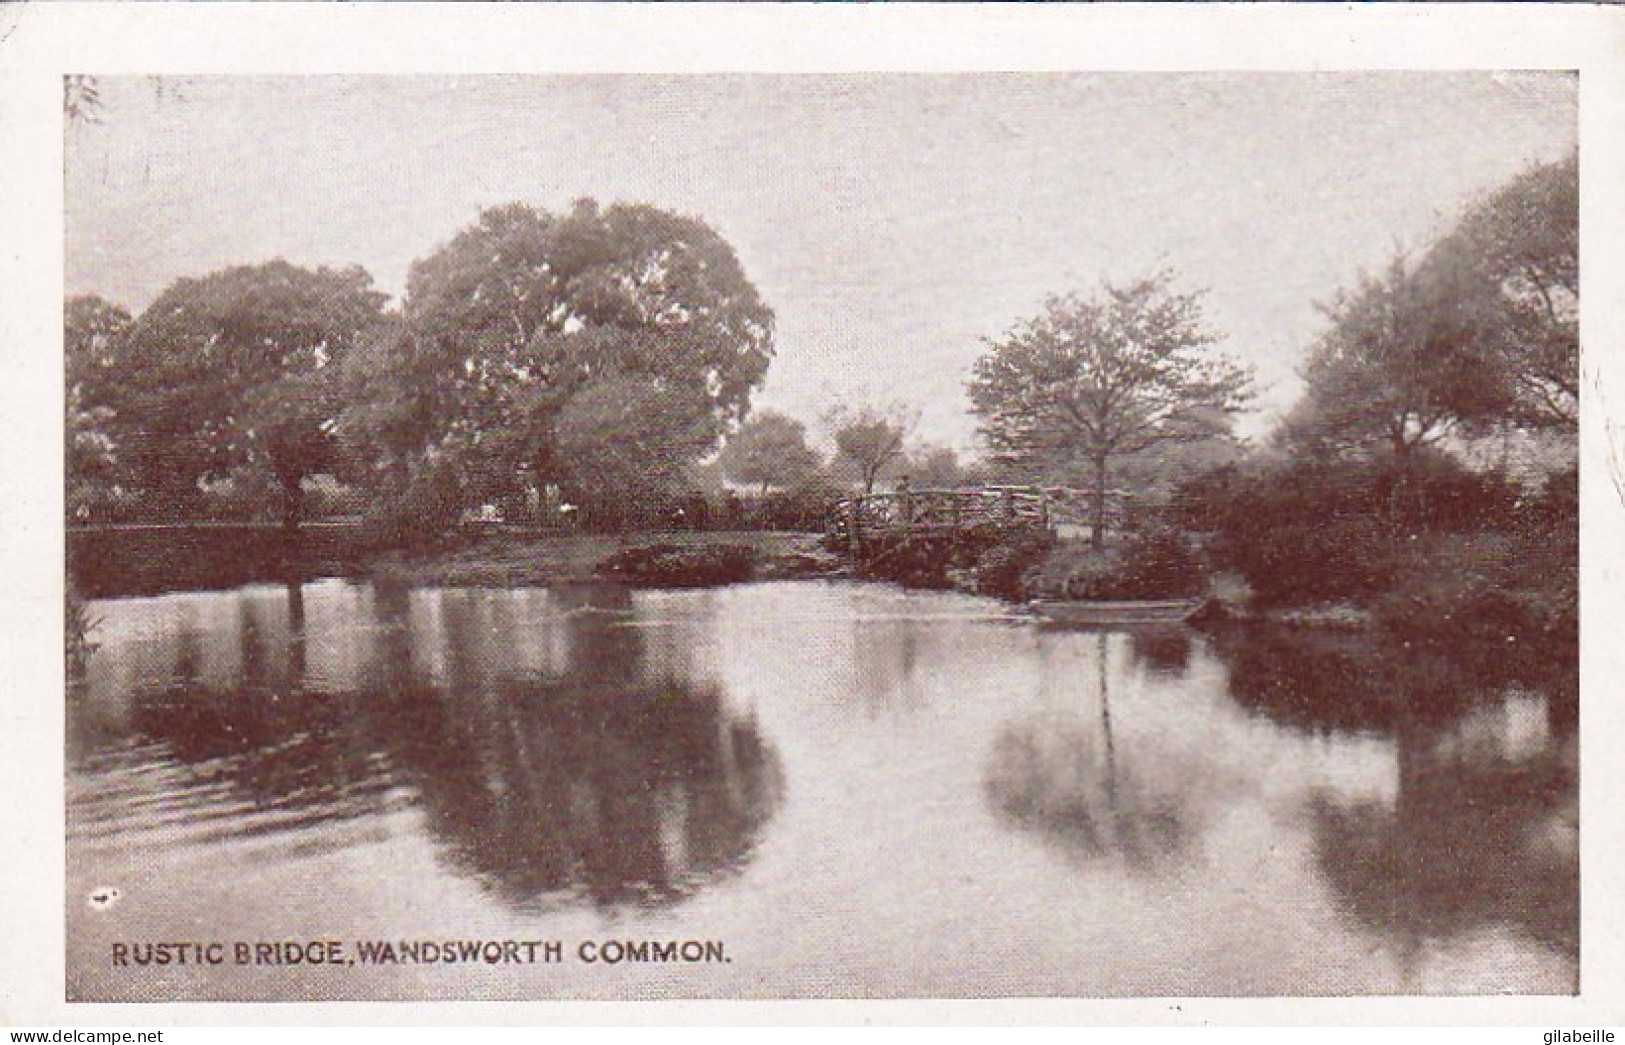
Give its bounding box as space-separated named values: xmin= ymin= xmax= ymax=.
xmin=1530 ymin=465 xmax=1578 ymax=526
xmin=1041 ymin=526 xmax=1205 ymax=601
xmin=558 ymin=484 xmax=842 ymax=535
xmin=348 ymin=473 xmax=842 ymax=549
xmin=1225 ymin=512 xmax=1398 ymax=609
xmin=751 ymin=483 xmax=846 ymax=533
xmin=849 ymin=525 xmax=1060 ymax=598
xmin=966 ymin=529 xmax=1058 ymax=601
xmin=1174 ymin=452 xmax=1536 ymax=610
xmin=1372 ymin=469 xmax=1577 ymax=648
xmin=71 ymin=475 xmax=372 ymax=527
xmin=1165 ymin=451 xmax=1577 ymax=653
xmin=1175 ymin=460 xmax=1389 ymax=607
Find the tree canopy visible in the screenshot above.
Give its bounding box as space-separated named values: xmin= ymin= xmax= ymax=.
xmin=824 ymin=400 xmax=918 ymax=494
xmin=720 ymin=410 xmax=823 ymax=495
xmin=906 ymin=442 xmax=965 ymax=489
xmin=66 ymin=295 xmax=132 ymax=514
xmin=968 ymin=271 xmax=1250 ymax=545
xmin=66 ymin=294 xmax=131 ymax=389
xmin=98 ymin=261 xmax=388 ymax=525
xmin=352 ymin=199 xmax=775 ymax=510
xmin=1286 ymin=155 xmax=1578 ymax=464
xmin=1282 ymin=252 xmax=1512 ymax=462
xmin=1431 ymin=154 xmax=1577 ymax=430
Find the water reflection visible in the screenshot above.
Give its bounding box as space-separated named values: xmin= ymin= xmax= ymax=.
xmin=1216 ymin=626 xmax=1577 ymax=738
xmin=69 ymin=580 xmax=1577 ymax=998
xmin=1212 ymin=626 xmax=1578 ymax=982
xmin=69 ymin=581 xmax=783 ymax=912
xmin=851 ymin=614 xmax=928 ymax=714
xmin=1309 ymin=700 xmax=1578 ymax=968
xmin=1127 ymin=627 xmax=1192 ymax=678
xmin=985 ymin=631 xmax=1199 ymax=871
xmin=369 ymin=583 xmax=783 ymax=909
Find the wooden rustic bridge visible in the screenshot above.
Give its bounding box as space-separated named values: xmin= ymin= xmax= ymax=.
xmin=827 ymin=485 xmax=1053 ymax=557
xmin=826 ymin=484 xmax=1134 ymax=566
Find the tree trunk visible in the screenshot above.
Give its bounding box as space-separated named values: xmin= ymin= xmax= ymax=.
xmin=1091 ymin=453 xmax=1110 ymax=550
xmin=279 ymin=469 xmax=305 ymax=536
xmin=1387 ymin=432 xmax=1413 ymax=541
xmin=285 ymin=579 xmax=307 ymax=681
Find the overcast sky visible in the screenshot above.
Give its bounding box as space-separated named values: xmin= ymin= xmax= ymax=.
xmin=65 ymin=73 xmax=1576 ymax=452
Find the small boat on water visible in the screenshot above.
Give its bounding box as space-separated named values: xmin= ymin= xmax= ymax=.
xmin=1028 ymin=598 xmax=1205 ymax=626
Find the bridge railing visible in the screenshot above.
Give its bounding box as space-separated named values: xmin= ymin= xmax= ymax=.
xmin=827 ymin=486 xmax=1053 ymax=547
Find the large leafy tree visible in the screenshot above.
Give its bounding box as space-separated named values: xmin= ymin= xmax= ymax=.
xmin=720 ymin=410 xmax=823 ymax=496
xmin=1279 ymin=249 xmax=1527 ymax=533
xmin=1282 ymin=252 xmax=1513 ymax=463
xmin=1430 ymin=154 xmax=1578 ymax=431
xmin=550 ymin=375 xmax=722 ymax=526
xmin=351 ymin=199 xmax=774 ymax=518
xmin=108 ymin=261 xmax=387 ymax=528
xmin=968 ymin=272 xmax=1251 ymax=547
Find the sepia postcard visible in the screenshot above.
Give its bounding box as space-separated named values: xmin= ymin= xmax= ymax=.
xmin=3 ymin=1 xmax=1624 ymax=1028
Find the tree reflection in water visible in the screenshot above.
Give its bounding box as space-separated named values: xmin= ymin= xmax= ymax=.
xmin=1216 ymin=626 xmax=1578 ymax=973
xmin=71 ymin=581 xmax=784 ymax=914
xmin=368 ymin=583 xmax=785 ymax=910
xmin=1215 ymin=625 xmax=1576 ymax=738
xmin=1310 ymin=730 xmax=1576 ymax=964
xmin=1127 ymin=628 xmax=1191 ymax=678
xmin=984 ymin=630 xmax=1196 ymax=871
xmin=72 ymin=584 xmax=393 ymax=854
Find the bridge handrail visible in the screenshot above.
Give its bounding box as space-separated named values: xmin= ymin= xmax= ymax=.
xmin=831 ymin=485 xmax=1050 ymax=506
xmin=828 ymin=485 xmax=1059 ymax=546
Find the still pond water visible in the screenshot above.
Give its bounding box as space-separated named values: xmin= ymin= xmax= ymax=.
xmin=67 ymin=580 xmax=1577 ymax=999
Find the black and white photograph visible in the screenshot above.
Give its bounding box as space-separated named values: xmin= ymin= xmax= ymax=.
xmin=5 ymin=2 xmax=1624 ymax=1027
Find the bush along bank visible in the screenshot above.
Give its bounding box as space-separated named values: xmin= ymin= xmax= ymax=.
xmin=850 ymin=523 xmax=1209 ymax=607
xmin=595 ymin=542 xmax=761 ymax=588
xmin=1026 ymin=526 xmax=1207 ymax=601
xmin=371 ymin=532 xmax=844 ymax=591
xmin=844 ymin=526 xmax=1057 ymax=601
xmin=1171 ymin=456 xmax=1577 ymax=652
